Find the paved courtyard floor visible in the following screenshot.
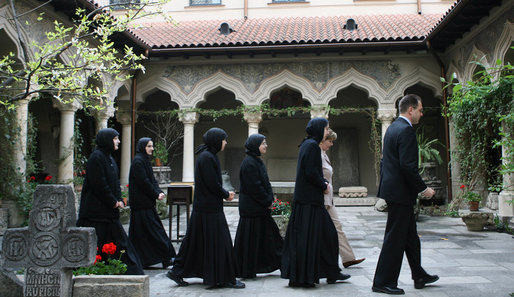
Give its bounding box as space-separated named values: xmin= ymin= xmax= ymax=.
xmin=142 ymin=206 xmax=514 ymax=297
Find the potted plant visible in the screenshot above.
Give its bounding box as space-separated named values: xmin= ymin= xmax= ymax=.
xmin=153 ymin=142 xmax=168 ymax=166
xmin=460 ymin=185 xmax=482 ymax=211
xmin=416 ymin=128 xmax=443 ymax=174
xmin=270 ymin=198 xmax=291 ymax=237
xmin=72 ymin=243 xmax=149 ymax=297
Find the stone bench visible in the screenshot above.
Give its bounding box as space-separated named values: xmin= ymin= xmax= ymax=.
xmin=338 ymin=186 xmax=368 ymax=198
xmin=459 ymin=208 xmax=494 ymax=231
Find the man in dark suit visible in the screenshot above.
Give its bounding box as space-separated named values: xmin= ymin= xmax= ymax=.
xmin=372 ymin=94 xmax=439 ymax=295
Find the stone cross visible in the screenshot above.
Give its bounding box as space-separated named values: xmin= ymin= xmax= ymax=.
xmin=1 ymin=185 xmax=97 ymax=297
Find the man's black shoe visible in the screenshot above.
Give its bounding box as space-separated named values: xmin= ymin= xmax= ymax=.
xmin=414 ymin=274 xmax=439 ymax=289
xmin=327 ymin=272 xmax=351 ymax=284
xmin=166 ymin=271 xmax=189 ymax=286
xmin=372 ymin=285 xmax=405 ymax=295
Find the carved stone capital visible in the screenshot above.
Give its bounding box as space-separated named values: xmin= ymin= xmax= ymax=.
xmin=243 ymin=111 xmax=263 ymax=124
xmin=310 ymin=106 xmax=328 ymax=119
xmin=94 ymin=104 xmax=115 ymax=121
xmin=116 ymin=110 xmax=133 ymax=126
xmin=52 ymin=98 xmax=82 ymax=112
xmin=179 ymin=111 xmax=199 ymax=125
xmin=377 ymin=109 xmax=396 ymax=122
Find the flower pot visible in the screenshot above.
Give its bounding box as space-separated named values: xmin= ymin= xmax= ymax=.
xmin=154 ymin=158 xmax=162 ymax=166
xmin=272 ymin=215 xmax=288 ymax=238
xmin=73 ymin=275 xmax=149 ymax=297
xmin=468 ymin=201 xmax=480 ymax=211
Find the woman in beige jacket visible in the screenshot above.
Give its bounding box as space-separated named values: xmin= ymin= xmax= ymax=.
xmin=320 ymin=128 xmax=365 ymax=268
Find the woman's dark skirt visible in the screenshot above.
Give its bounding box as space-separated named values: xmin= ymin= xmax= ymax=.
xmin=129 ymin=207 xmax=176 ymax=267
xmin=78 ymin=218 xmax=144 ymax=275
xmin=280 ymin=203 xmax=341 ymax=284
xmin=234 ymin=215 xmax=283 ymax=278
xmin=169 ymin=210 xmax=237 ymax=286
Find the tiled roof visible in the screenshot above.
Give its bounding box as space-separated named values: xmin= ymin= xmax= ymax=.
xmin=129 ymin=14 xmax=443 ymax=49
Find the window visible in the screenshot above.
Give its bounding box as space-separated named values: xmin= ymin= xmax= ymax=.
xmin=190 ymin=0 xmax=222 ymax=5
xmin=109 ymin=0 xmax=140 ymax=10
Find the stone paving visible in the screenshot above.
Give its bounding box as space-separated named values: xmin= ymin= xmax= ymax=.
xmin=142 ymin=206 xmax=514 ymax=297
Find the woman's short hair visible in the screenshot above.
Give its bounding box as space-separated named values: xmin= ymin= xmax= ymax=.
xmin=325 ymin=128 xmax=337 ymax=141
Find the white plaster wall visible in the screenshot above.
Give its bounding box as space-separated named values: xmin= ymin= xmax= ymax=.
xmin=105 ymin=0 xmax=454 ymax=22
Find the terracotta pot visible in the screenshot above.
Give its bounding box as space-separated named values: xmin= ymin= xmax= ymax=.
xmin=154 ymin=158 xmax=162 ymax=166
xmin=468 ymin=201 xmax=479 ymax=211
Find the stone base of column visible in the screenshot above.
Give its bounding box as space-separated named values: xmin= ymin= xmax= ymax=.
xmin=498 ymin=191 xmax=514 ymax=218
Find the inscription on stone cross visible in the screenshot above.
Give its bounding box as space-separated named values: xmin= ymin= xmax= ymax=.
xmin=1 ymin=185 xmax=97 ymax=297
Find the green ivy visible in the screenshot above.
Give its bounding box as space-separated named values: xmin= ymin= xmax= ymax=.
xmin=443 ymin=57 xmax=513 ymax=192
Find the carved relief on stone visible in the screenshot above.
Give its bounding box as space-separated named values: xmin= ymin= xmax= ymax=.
xmin=162 ymin=60 xmax=400 ymax=96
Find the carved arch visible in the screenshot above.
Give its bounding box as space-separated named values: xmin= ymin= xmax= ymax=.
xmin=492 ymin=20 xmax=514 ymax=67
xmin=253 ymin=70 xmax=318 ymax=105
xmin=388 ymin=67 xmax=443 ymax=103
xmin=187 ymin=71 xmax=251 ymax=107
xmin=136 ymin=75 xmax=186 ymax=107
xmin=463 ymin=46 xmax=489 ymax=81
xmin=0 ymin=6 xmax=33 ymax=64
xmin=320 ymin=68 xmax=385 ymax=106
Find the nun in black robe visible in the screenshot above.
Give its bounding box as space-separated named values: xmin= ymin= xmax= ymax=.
xmin=280 ymin=118 xmax=350 ymax=287
xmin=167 ymin=128 xmax=245 ymax=289
xmin=128 ymin=137 xmax=176 ymax=269
xmin=234 ymin=134 xmax=283 ymax=279
xmin=77 ymin=128 xmax=144 ymax=275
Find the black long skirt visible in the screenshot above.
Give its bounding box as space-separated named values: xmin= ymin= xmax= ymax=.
xmin=169 ymin=210 xmax=237 ymax=286
xmin=129 ymin=208 xmax=176 ymax=267
xmin=78 ymin=218 xmax=144 ymax=275
xmin=280 ymin=203 xmax=340 ymax=284
xmin=234 ymin=215 xmax=283 ymax=278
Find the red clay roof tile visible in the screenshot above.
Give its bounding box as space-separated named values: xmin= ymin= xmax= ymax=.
xmin=129 ymin=14 xmax=443 ymax=48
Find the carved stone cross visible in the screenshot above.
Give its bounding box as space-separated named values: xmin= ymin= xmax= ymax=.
xmin=1 ymin=185 xmax=96 ymax=297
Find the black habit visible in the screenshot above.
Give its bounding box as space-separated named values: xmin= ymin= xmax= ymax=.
xmin=234 ymin=134 xmax=283 ymax=278
xmin=169 ymin=128 xmax=238 ymax=286
xmin=128 ymin=137 xmax=176 ymax=268
xmin=373 ymin=117 xmax=430 ymax=287
xmin=281 ymin=118 xmax=341 ymax=285
xmin=77 ymin=128 xmax=144 ymax=275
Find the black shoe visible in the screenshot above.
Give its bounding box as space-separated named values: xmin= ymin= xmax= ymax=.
xmin=166 ymin=271 xmax=189 ymax=287
xmin=327 ymin=272 xmax=351 ymax=284
xmin=226 ymin=280 xmax=246 ymax=289
xmin=414 ymin=274 xmax=439 ymax=289
xmin=162 ymin=260 xmax=171 ymax=269
xmin=372 ymin=285 xmax=405 ymax=295
xmin=288 ymin=281 xmax=315 ymax=288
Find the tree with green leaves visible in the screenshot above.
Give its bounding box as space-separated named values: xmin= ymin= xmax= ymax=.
xmin=0 ymin=0 xmax=170 ymax=108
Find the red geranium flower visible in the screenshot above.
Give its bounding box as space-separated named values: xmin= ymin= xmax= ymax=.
xmin=45 ymin=176 xmax=52 ymax=181
xmin=102 ymin=242 xmax=117 ymax=255
xmin=94 ymin=254 xmax=102 ymax=265
xmin=30 ymin=176 xmax=36 ymax=181
xmin=126 ymin=184 xmax=129 ymax=188
xmin=460 ymin=185 xmax=466 ymax=189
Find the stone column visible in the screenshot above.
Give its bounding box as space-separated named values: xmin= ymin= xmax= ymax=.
xmin=243 ymin=111 xmax=262 ymax=136
xmin=53 ymin=100 xmax=82 ymax=184
xmin=310 ymin=105 xmax=329 ymax=119
xmin=377 ymin=109 xmax=396 ymax=144
xmin=117 ymin=111 xmax=133 ymax=186
xmin=498 ymin=121 xmax=514 ymax=218
xmin=94 ymin=103 xmax=115 ymax=133
xmin=179 ymin=112 xmax=199 ymax=182
xmin=448 ymin=120 xmax=462 ymax=196
xmin=14 ymin=98 xmax=30 ymax=176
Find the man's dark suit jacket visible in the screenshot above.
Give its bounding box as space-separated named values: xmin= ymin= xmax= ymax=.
xmin=377 ymin=117 xmax=426 ymax=205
